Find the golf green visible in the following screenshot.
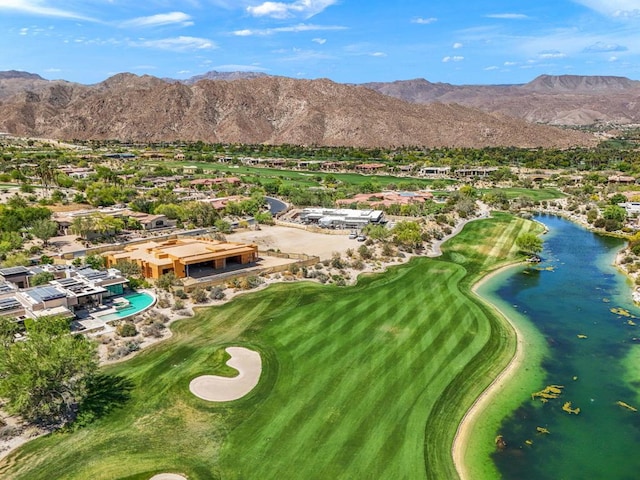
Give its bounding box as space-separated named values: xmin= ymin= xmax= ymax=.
xmin=0 ymin=213 xmax=538 ymax=480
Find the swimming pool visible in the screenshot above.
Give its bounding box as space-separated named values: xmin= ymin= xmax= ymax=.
xmin=98 ymin=292 xmax=156 ymax=322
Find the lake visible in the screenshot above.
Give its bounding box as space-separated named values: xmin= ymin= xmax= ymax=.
xmin=482 ymin=215 xmax=640 ymax=480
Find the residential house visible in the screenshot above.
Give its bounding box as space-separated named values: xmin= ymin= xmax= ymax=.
xmin=105 ymin=238 xmax=259 ymax=280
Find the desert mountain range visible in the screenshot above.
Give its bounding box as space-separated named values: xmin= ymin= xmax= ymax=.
xmin=363 ymin=75 xmax=640 ymax=127
xmin=1 ymin=70 xmax=636 ymax=148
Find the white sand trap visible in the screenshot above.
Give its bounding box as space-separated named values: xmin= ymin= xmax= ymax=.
xmin=149 ymin=474 xmax=187 ymax=480
xmin=189 ymin=347 xmax=262 ymax=402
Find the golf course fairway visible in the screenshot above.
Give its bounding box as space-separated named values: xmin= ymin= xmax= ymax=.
xmin=0 ymin=212 xmax=540 ymax=480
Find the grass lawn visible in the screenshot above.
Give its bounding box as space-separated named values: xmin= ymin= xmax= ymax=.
xmin=479 ymin=187 xmax=565 ymax=201
xmin=156 ymin=160 xmax=456 ymax=189
xmin=0 ymin=213 xmax=540 ymax=480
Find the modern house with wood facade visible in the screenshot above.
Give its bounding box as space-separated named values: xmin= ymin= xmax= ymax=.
xmin=105 ymin=238 xmax=259 ymax=280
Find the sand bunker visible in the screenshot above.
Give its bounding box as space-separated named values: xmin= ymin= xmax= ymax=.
xmin=189 ymin=347 xmax=262 ymax=402
xmin=149 ymin=474 xmax=187 ymax=480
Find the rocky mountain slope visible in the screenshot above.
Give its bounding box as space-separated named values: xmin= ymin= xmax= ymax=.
xmin=363 ymin=75 xmax=640 ymax=126
xmin=170 ymin=70 xmax=269 ymax=84
xmin=0 ymin=71 xmax=595 ymax=147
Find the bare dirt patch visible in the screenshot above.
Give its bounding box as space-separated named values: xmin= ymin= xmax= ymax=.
xmin=228 ymin=225 xmax=355 ymax=260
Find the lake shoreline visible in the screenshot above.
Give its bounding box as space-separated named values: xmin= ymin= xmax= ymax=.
xmin=451 ymin=262 xmax=527 ymax=480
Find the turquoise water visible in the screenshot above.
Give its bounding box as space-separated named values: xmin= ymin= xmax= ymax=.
xmin=487 ymin=215 xmax=640 ymax=480
xmin=99 ymin=292 xmax=155 ymax=322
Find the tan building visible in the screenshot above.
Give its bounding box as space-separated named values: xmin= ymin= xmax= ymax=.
xmin=105 ymin=238 xmax=259 ymax=280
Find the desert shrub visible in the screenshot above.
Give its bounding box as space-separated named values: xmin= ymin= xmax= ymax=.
xmin=142 ymin=321 xmax=166 ymax=338
xmin=157 ymin=296 xmax=171 ymax=309
xmin=244 ymin=275 xmax=264 ymax=289
xmin=96 ymin=335 xmax=113 ymax=345
xmin=210 ymin=287 xmax=226 ymax=300
xmin=117 ymin=322 xmax=137 ymax=337
xmin=172 ymin=299 xmax=185 ymax=311
xmin=0 ymin=425 xmax=20 ymax=440
xmin=331 ymin=253 xmax=345 ymax=269
xmin=351 ymin=259 xmax=365 ymax=270
xmin=108 ymin=340 xmax=141 ymax=360
xmin=604 ymin=219 xmax=621 ymax=232
xmin=174 ymin=289 xmax=188 ymax=299
xmin=151 ymin=311 xmax=170 ymax=324
xmin=381 ymin=242 xmax=395 ymax=257
xmin=315 ymin=263 xmax=324 ymax=270
xmin=191 ymin=287 xmax=208 ymax=303
xmin=358 ymin=245 xmax=373 ymax=260
xmin=315 ymin=272 xmax=329 ymax=283
xmin=331 ymin=275 xmax=347 ymax=286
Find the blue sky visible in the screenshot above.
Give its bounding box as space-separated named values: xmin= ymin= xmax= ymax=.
xmin=2 ymin=0 xmax=640 ymax=85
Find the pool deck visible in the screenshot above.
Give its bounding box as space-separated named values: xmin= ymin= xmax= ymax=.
xmin=72 ymin=291 xmax=156 ymax=334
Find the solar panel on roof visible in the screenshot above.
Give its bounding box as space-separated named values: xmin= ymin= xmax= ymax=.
xmin=0 ymin=297 xmax=20 ymax=311
xmin=29 ymin=286 xmax=66 ymax=302
xmin=0 ymin=266 xmax=29 ymax=276
xmin=58 ymin=277 xmax=82 ymax=287
xmin=83 ymin=271 xmax=108 ymax=280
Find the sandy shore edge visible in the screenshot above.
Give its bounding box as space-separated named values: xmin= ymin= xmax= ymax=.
xmin=452 ymin=262 xmax=525 ymax=480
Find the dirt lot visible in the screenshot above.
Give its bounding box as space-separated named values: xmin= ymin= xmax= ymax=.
xmin=228 ymin=225 xmax=356 ymax=260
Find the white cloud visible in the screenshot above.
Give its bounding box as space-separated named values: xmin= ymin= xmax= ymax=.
xmin=583 ymin=41 xmax=628 ymax=52
xmin=609 ymin=56 xmax=619 ymax=61
xmin=572 ymin=1 xmax=640 ymax=18
xmin=312 ymin=37 xmax=326 ymax=44
xmin=0 ymin=0 xmax=96 ymax=21
xmin=232 ymin=23 xmax=346 ymax=36
xmin=485 ymin=13 xmax=530 ymax=19
xmin=247 ymin=0 xmax=338 ymax=19
xmin=276 ymin=47 xmax=335 ymax=61
xmin=442 ymin=56 xmax=464 ymax=62
xmin=453 ymin=42 xmax=463 ymax=49
xmin=412 ymin=17 xmax=437 ymax=24
xmin=538 ymin=50 xmax=567 ymax=58
xmin=19 ymin=27 xmax=29 ymax=35
xmin=370 ymin=52 xmax=386 ymax=57
xmin=121 ymin=12 xmax=194 ymax=28
xmin=504 ymin=61 xmax=518 ymax=66
xmin=484 ymin=66 xmax=499 ymax=70
xmin=132 ymin=36 xmax=217 ymax=51
xmin=211 ymin=64 xmax=269 ymax=71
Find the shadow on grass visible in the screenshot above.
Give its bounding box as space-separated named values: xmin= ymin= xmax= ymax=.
xmin=70 ymin=374 xmax=134 ymax=430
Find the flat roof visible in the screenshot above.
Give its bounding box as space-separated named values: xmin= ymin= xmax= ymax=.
xmin=0 ymin=266 xmax=30 ymax=276
xmin=24 ymin=286 xmax=66 ymax=303
xmin=110 ymin=238 xmax=257 ymax=267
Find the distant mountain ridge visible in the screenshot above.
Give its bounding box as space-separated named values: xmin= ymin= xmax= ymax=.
xmin=0 ymin=72 xmax=596 ymax=148
xmin=0 ymin=70 xmax=45 ymax=80
xmin=171 ymin=71 xmax=269 ymax=84
xmin=362 ymin=74 xmax=640 ymax=126
xmin=521 ymin=74 xmax=640 ymax=92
